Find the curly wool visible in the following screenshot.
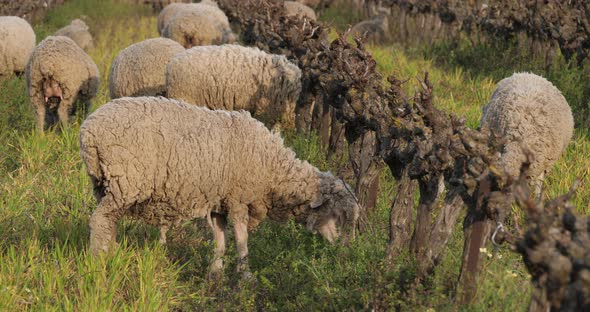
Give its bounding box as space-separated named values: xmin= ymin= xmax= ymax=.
xmin=481 ymin=72 xmax=574 ymax=185
xmin=166 ymin=44 xmax=301 ymax=128
xmin=0 ymin=16 xmax=35 ymax=77
xmin=284 ymin=1 xmax=317 ymax=21
xmin=54 ymin=19 xmax=94 ymax=52
xmin=109 ymin=38 xmax=185 ymax=99
xmin=161 ymin=3 xmax=235 ymax=48
xmin=26 ymin=36 xmax=100 ymax=130
xmin=80 ymin=97 xmax=359 ymax=253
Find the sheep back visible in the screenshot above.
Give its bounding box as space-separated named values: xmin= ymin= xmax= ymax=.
xmin=80 ymin=96 xmax=320 ymax=229
xmin=109 ymin=37 xmax=185 ymax=99
xmin=0 ymin=16 xmax=36 ymax=77
xmin=284 ymin=1 xmax=317 ymax=21
xmin=156 ymin=2 xmax=186 ymax=35
xmin=54 ymin=19 xmax=94 ymax=52
xmin=480 ymin=72 xmax=574 ymax=180
xmin=166 ymin=44 xmax=301 ymax=128
xmin=161 ymin=4 xmax=234 ymax=48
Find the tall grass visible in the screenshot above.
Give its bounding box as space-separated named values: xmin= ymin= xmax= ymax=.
xmin=0 ymin=0 xmax=588 ymax=310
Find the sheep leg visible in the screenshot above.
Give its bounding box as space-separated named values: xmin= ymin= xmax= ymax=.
xmin=159 ymin=225 xmax=168 ymax=245
xmin=57 ymin=99 xmax=73 ymax=128
xmin=209 ymin=212 xmax=227 ymax=276
xmin=89 ymin=194 xmax=119 ymax=256
xmin=34 ymin=100 xmax=46 ymax=131
xmin=230 ymin=205 xmax=251 ymax=279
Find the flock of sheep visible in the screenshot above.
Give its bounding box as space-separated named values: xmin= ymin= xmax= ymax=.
xmin=0 ymin=0 xmax=575 ymax=280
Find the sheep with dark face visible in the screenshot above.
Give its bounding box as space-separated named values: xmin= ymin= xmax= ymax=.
xmin=80 ymin=97 xmax=360 ymax=278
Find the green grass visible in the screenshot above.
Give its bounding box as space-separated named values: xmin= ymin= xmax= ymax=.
xmin=0 ymin=0 xmax=589 ymax=310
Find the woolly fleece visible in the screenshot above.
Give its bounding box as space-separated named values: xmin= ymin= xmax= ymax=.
xmin=161 ymin=3 xmax=234 ymax=48
xmin=26 ymin=36 xmax=100 ymax=130
xmin=284 ymin=1 xmax=317 ymax=21
xmin=481 ymin=72 xmax=574 ymax=186
xmin=0 ymin=16 xmax=35 ymax=77
xmin=54 ymin=19 xmax=94 ymax=52
xmin=80 ymin=96 xmax=359 ymax=260
xmin=109 ymin=37 xmax=185 ymax=98
xmin=166 ymin=44 xmax=301 ymax=128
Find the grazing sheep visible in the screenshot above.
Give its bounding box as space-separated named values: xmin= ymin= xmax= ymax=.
xmin=109 ymin=38 xmax=184 ymax=99
xmin=54 ymin=19 xmax=94 ymax=52
xmin=80 ymin=96 xmax=360 ymax=277
xmin=26 ymin=36 xmax=100 ymax=130
xmin=0 ymin=16 xmax=35 ymax=78
xmin=350 ymin=15 xmax=389 ymax=44
xmin=156 ymin=2 xmax=220 ymax=35
xmin=156 ymin=2 xmax=186 ymax=35
xmin=161 ymin=3 xmax=235 ymax=48
xmin=166 ymin=44 xmax=301 ymax=129
xmin=284 ymin=1 xmax=317 ymax=21
xmin=480 ymin=72 xmax=574 ymax=194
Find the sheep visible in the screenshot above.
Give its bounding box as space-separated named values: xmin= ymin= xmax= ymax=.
xmin=109 ymin=38 xmax=185 ymax=99
xmin=26 ymin=36 xmax=100 ymax=131
xmin=480 ymin=72 xmax=574 ymax=195
xmin=0 ymin=16 xmax=36 ymax=78
xmin=166 ymin=44 xmax=300 ymax=129
xmin=80 ymin=96 xmax=360 ymax=278
xmin=156 ymin=3 xmax=186 ymax=35
xmin=156 ymin=2 xmax=220 ymax=35
xmin=350 ymin=15 xmax=390 ymax=44
xmin=54 ymin=19 xmax=94 ymax=52
xmin=148 ymin=0 xmax=189 ymax=12
xmin=284 ymin=1 xmax=317 ymax=21
xmin=161 ymin=3 xmax=235 ymax=48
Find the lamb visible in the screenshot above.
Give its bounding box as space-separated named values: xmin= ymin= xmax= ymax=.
xmin=109 ymin=38 xmax=184 ymax=99
xmin=161 ymin=3 xmax=235 ymax=48
xmin=166 ymin=44 xmax=301 ymax=129
xmin=284 ymin=1 xmax=317 ymax=21
xmin=80 ymin=96 xmax=360 ymax=278
xmin=54 ymin=19 xmax=94 ymax=52
xmin=26 ymin=36 xmax=100 ymax=130
xmin=350 ymin=15 xmax=390 ymax=44
xmin=0 ymin=16 xmax=36 ymax=78
xmin=480 ymin=72 xmax=574 ymax=194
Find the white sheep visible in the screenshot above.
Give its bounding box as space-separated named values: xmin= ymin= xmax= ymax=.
xmin=54 ymin=19 xmax=94 ymax=52
xmin=481 ymin=72 xmax=574 ymax=194
xmin=161 ymin=3 xmax=235 ymax=48
xmin=26 ymin=36 xmax=100 ymax=130
xmin=109 ymin=38 xmax=185 ymax=99
xmin=284 ymin=1 xmax=317 ymax=21
xmin=166 ymin=44 xmax=301 ymax=129
xmin=0 ymin=16 xmax=36 ymax=78
xmin=80 ymin=96 xmax=360 ymax=277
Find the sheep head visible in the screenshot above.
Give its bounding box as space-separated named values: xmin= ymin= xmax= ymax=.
xmin=306 ymin=172 xmax=360 ymax=243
